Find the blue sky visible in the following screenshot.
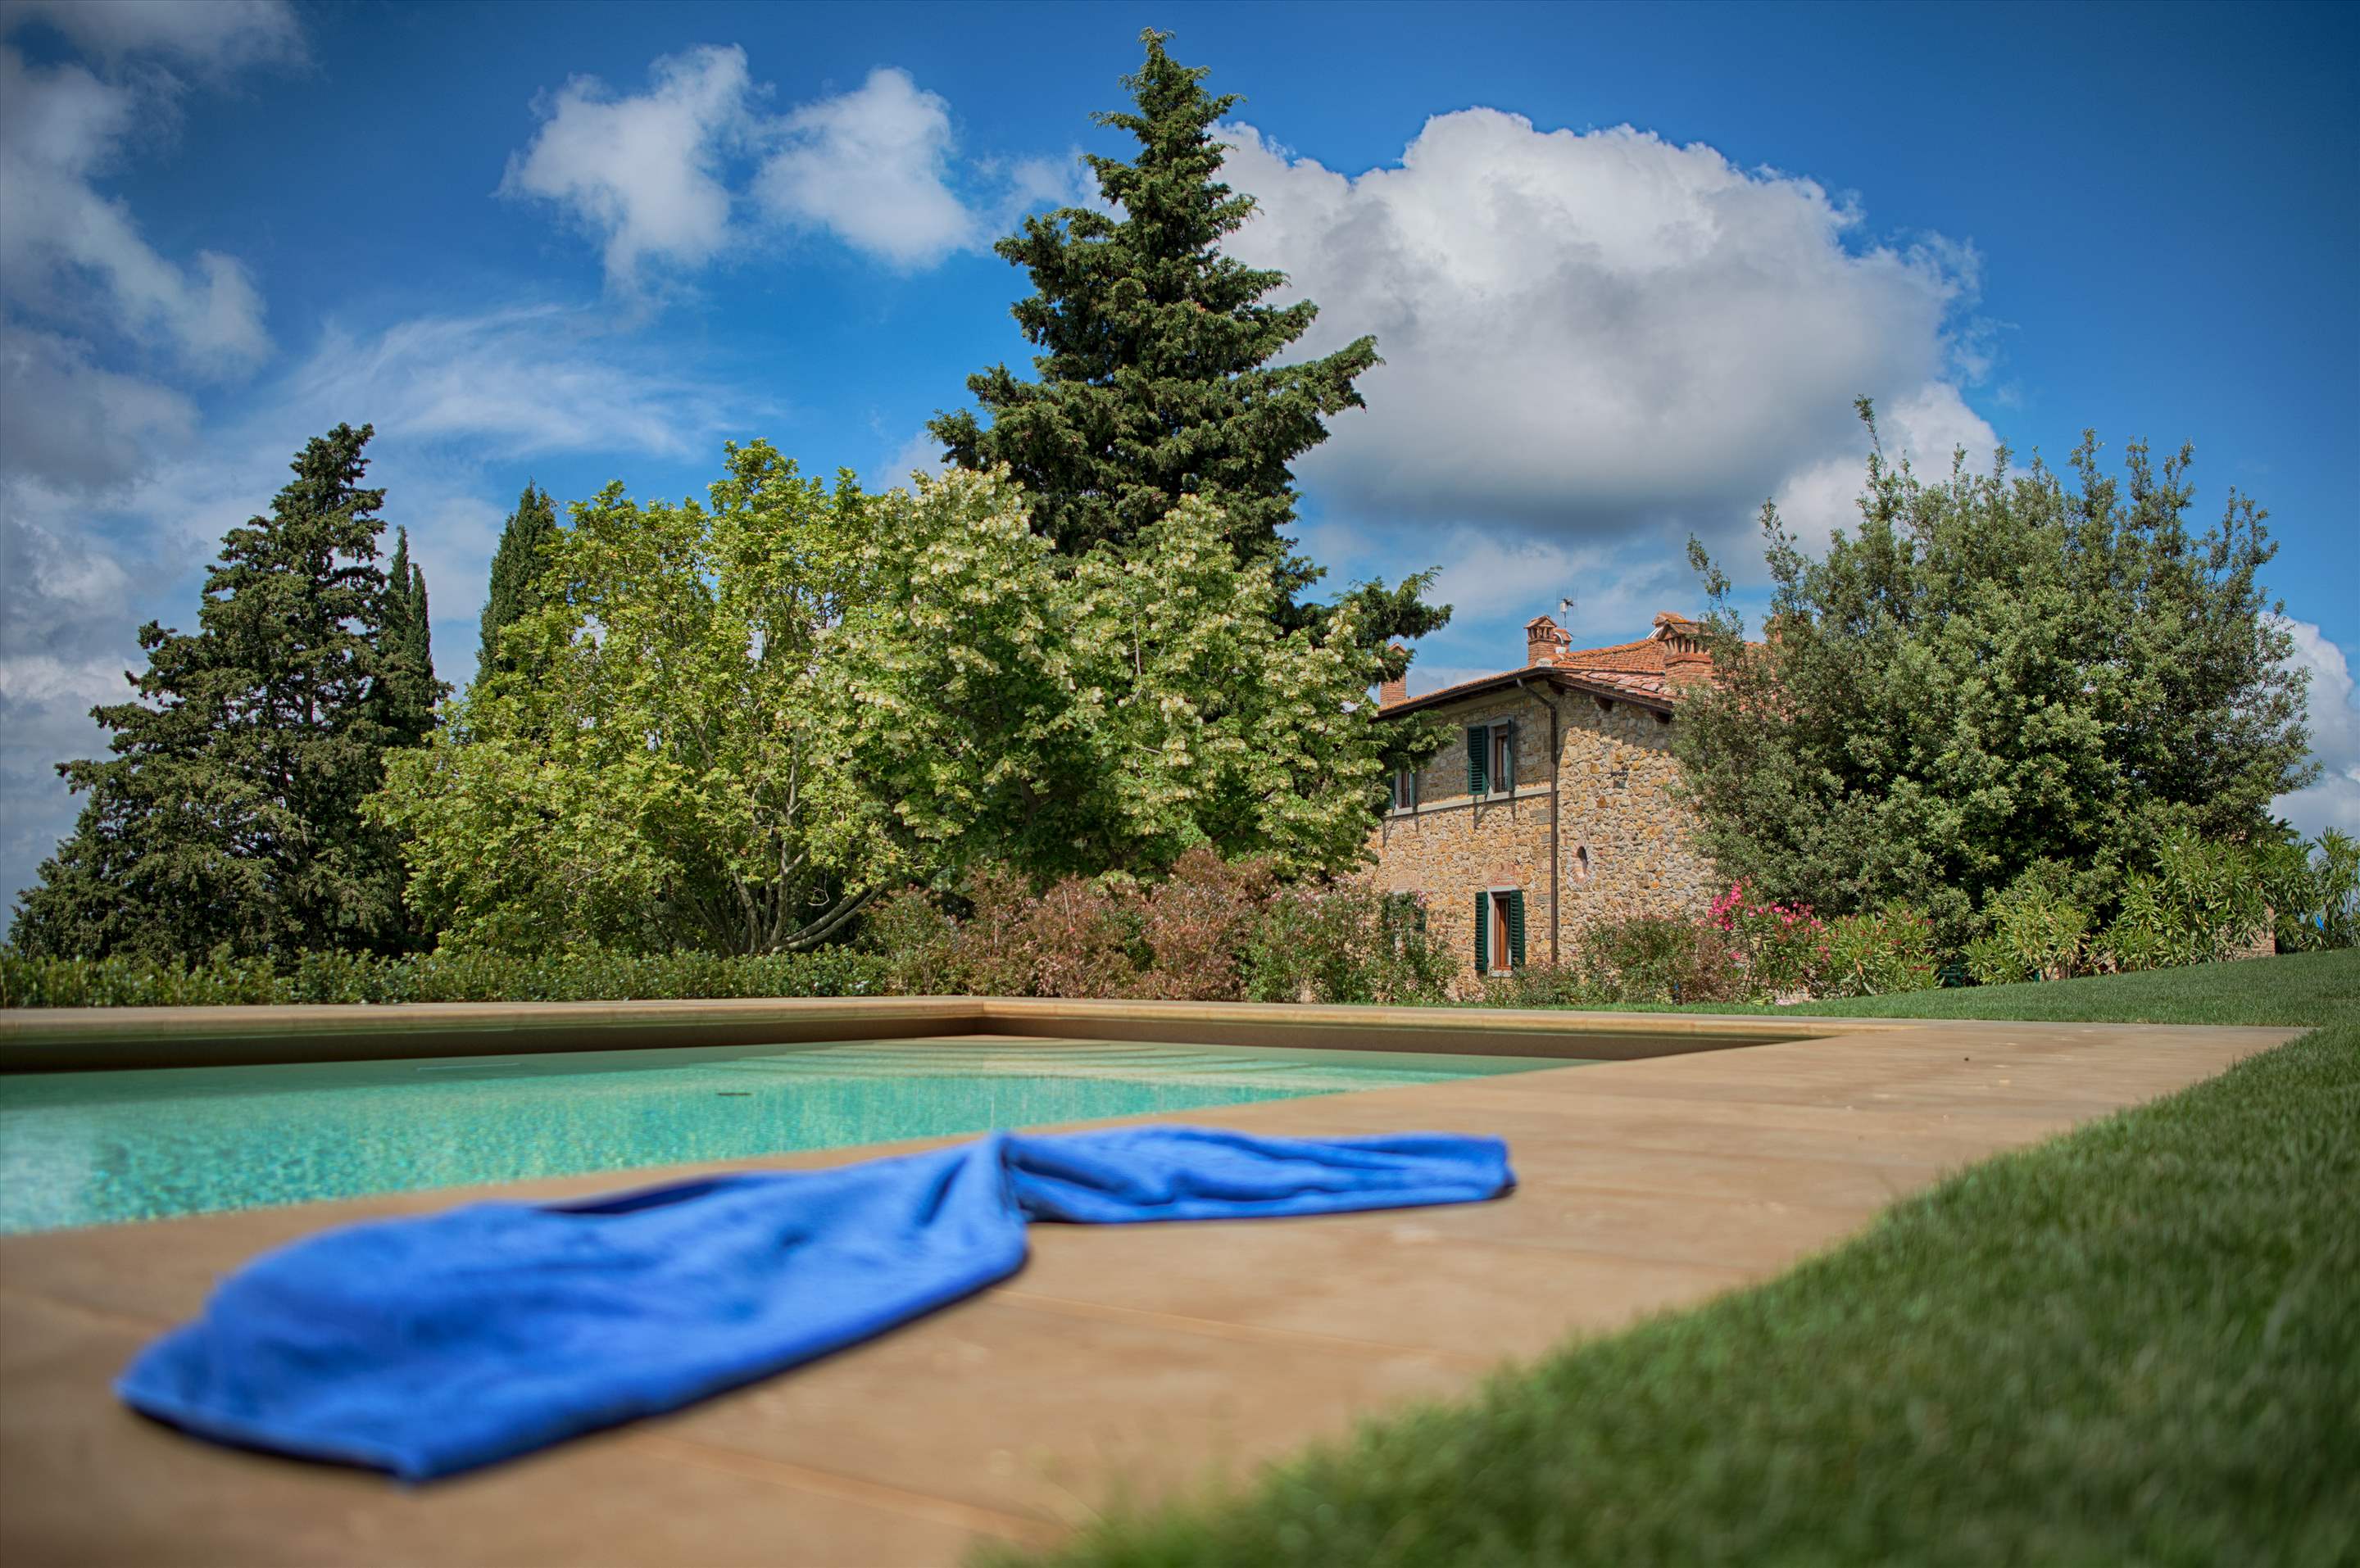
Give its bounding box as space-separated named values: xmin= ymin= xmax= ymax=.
xmin=3 ymin=0 xmax=2355 ymax=906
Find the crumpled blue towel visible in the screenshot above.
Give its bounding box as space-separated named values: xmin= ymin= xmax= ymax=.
xmin=118 ymin=1125 xmax=1513 ymax=1480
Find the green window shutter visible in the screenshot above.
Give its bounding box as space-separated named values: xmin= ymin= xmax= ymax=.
xmin=1473 ymin=892 xmax=1490 ymax=973
xmin=1501 ymin=721 xmax=1517 ymax=790
xmin=1508 ymin=890 xmax=1527 ymax=969
xmin=1465 ymin=726 xmax=1486 ymax=795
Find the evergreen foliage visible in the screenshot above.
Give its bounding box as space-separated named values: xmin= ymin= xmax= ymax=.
xmin=1677 ymin=402 xmax=2315 ymax=945
xmin=379 ymin=526 xmax=441 ymax=740
xmin=928 ymin=29 xmax=1447 ymax=658
xmin=10 ymin=424 xmax=432 ymax=962
xmin=476 ymin=483 xmax=560 ymax=680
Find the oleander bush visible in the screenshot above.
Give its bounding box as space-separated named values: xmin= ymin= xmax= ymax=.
xmin=0 ymin=945 xmax=887 ymax=1009
xmin=1966 ymin=862 xmax=2102 ymax=985
xmin=1816 ymin=904 xmax=1940 ymax=999
xmin=1705 ymin=881 xmax=1830 ymax=998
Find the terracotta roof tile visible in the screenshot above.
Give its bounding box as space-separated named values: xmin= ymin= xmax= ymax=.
xmin=1377 ymin=610 xmax=1740 ymax=717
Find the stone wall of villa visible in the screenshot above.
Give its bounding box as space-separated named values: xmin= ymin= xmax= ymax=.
xmin=1370 ymin=687 xmax=1718 ymax=986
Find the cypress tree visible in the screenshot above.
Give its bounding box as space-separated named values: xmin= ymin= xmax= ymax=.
xmin=11 ymin=424 xmax=427 ymax=962
xmin=379 ymin=526 xmax=441 ymax=741
xmin=477 ymin=483 xmax=560 ymax=681
xmin=928 ymin=29 xmax=1447 ymax=649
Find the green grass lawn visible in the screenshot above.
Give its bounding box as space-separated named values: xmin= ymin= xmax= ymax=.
xmin=1781 ymin=946 xmax=2360 ymax=1028
xmin=999 ymin=952 xmax=2360 ymax=1567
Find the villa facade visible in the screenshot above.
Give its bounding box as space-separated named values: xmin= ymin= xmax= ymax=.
xmin=1372 ymin=612 xmax=1722 ymax=984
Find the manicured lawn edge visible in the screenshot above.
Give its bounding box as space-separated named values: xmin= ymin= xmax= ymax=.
xmin=995 ymin=998 xmax=2359 ymax=1565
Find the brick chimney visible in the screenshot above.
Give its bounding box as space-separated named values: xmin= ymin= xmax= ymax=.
xmin=1525 ymin=614 xmax=1570 ymax=667
xmin=1378 ymin=643 xmax=1409 ymax=707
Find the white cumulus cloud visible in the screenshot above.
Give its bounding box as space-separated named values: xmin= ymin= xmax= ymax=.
xmin=1218 ymin=111 xmax=1995 ymax=546
xmin=504 ymin=51 xmax=1078 ymax=287
xmin=754 ymin=67 xmax=974 ymax=269
xmin=2276 ymin=619 xmax=2360 ymax=837
xmin=501 ymin=45 xmax=754 ymax=294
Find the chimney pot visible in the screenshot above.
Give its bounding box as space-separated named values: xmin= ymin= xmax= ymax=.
xmin=1378 ymin=643 xmax=1409 ymax=707
xmin=1524 ymin=614 xmax=1569 ymax=667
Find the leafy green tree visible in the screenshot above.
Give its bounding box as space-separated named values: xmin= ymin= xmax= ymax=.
xmin=370 ymin=444 xmax=878 ymax=956
xmin=370 ymin=451 xmax=1400 ymax=955
xmin=1678 ymin=402 xmax=2314 ymax=945
xmin=825 ymin=466 xmax=1392 ymax=885
xmin=476 ymin=483 xmax=560 ymax=680
xmin=11 ymin=424 xmax=430 ymax=961
xmin=927 ymin=29 xmax=1447 ymax=664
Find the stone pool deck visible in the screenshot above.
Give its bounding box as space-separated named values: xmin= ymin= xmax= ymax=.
xmin=0 ymin=1013 xmax=2295 ymax=1566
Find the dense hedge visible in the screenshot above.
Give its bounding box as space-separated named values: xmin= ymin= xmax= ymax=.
xmin=0 ymin=945 xmax=888 ymax=1009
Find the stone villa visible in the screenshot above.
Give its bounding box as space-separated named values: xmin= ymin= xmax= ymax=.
xmin=1373 ymin=612 xmax=1722 ymax=981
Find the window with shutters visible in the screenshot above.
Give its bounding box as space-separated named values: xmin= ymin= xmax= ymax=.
xmin=1390 ymin=766 xmax=1417 ymax=813
xmin=1476 ymin=888 xmax=1526 ymax=974
xmin=1466 ymin=721 xmax=1516 ymax=799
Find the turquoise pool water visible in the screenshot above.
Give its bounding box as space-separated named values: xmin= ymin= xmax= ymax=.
xmin=0 ymin=1037 xmax=1582 ymax=1235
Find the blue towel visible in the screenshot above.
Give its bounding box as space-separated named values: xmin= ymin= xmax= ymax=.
xmin=118 ymin=1126 xmax=1512 ymax=1480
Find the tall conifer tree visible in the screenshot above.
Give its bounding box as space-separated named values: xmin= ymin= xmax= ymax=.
xmin=11 ymin=424 xmax=428 ymax=961
xmin=476 ymin=483 xmax=560 ymax=681
xmin=380 ymin=526 xmax=440 ymax=740
xmin=928 ymin=29 xmax=1446 ymax=651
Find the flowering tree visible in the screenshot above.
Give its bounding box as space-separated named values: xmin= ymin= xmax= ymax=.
xmin=824 ymin=467 xmax=1392 ymax=884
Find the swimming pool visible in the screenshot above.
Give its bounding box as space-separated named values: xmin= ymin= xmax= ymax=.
xmin=0 ymin=1036 xmax=1584 ymax=1234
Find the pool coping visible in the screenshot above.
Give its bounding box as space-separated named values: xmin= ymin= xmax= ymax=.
xmin=0 ymin=995 xmax=1873 ymax=1072
xmin=0 ymin=1011 xmax=2304 ymax=1565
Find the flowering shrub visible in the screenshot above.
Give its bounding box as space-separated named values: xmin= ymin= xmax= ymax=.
xmin=1708 ymin=881 xmax=1828 ymax=998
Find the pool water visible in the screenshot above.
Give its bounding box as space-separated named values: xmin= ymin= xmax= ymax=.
xmin=0 ymin=1037 xmax=1582 ymax=1235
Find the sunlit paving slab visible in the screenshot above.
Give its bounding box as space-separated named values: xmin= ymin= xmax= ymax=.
xmin=0 ymin=1015 xmax=2294 ymax=1566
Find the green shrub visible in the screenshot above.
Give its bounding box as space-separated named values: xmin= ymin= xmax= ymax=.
xmin=1818 ymin=905 xmax=1940 ymax=999
xmin=1240 ymin=884 xmax=1455 ymax=1006
xmin=1574 ymin=917 xmax=1747 ymax=1006
xmin=1966 ymin=862 xmax=2100 ymax=985
xmin=2318 ymin=828 xmax=2360 ymax=949
xmin=0 ymin=945 xmax=887 ymax=1009
xmin=1475 ymin=961 xmax=1596 ymax=1009
xmin=2104 ymin=830 xmax=2271 ymax=972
